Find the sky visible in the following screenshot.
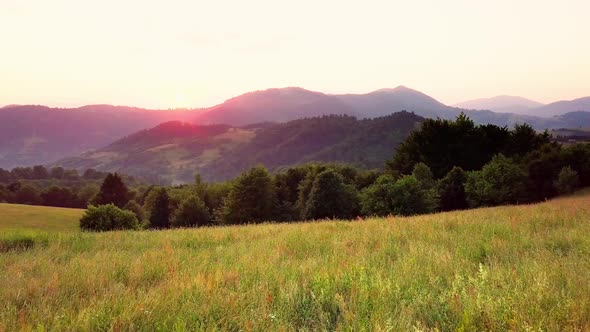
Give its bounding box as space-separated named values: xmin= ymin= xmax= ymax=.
xmin=1 ymin=0 xmax=589 ymax=109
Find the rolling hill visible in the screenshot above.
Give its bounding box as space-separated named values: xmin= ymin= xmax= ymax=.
xmin=0 ymin=105 xmax=200 ymax=169
xmin=54 ymin=112 xmax=425 ymax=183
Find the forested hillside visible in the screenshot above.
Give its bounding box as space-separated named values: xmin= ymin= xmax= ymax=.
xmin=55 ymin=112 xmax=424 ymax=183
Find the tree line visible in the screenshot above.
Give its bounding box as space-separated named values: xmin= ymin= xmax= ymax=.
xmin=0 ymin=166 xmax=144 ymax=208
xmin=79 ymin=113 xmax=590 ymax=231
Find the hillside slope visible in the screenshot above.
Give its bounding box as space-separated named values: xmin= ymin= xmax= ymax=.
xmin=0 ymin=105 xmax=199 ymax=168
xmin=2 ymin=191 xmax=589 ymax=330
xmin=0 ymin=203 xmax=82 ymax=232
xmin=55 ymin=112 xmax=425 ymax=183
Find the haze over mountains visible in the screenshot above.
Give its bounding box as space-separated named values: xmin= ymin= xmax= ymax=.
xmin=1 ymin=86 xmax=590 ymax=170
xmin=454 ymin=95 xmax=590 ymax=117
xmin=453 ymin=96 xmax=544 ymax=115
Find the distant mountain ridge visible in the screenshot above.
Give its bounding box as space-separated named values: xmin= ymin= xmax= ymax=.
xmin=533 ymin=97 xmax=590 ymax=117
xmin=2 ymin=87 xmax=590 ymax=169
xmin=453 ymin=95 xmax=544 ymax=115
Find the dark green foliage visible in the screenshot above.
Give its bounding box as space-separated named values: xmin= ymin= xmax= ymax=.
xmin=507 ymin=124 xmax=551 ymax=157
xmin=438 ymin=167 xmax=468 ymax=211
xmin=0 ymin=168 xmax=11 ymax=183
xmin=41 ymin=186 xmax=78 ymax=208
xmin=50 ymin=167 xmax=65 ymax=179
xmin=302 ymin=170 xmax=360 ymax=220
xmin=273 ymin=167 xmax=310 ymax=221
xmin=123 ymin=200 xmax=145 ymax=222
xmin=554 ymin=166 xmax=579 ymax=195
xmin=388 ymin=113 xmax=551 ymax=178
xmin=172 ymin=195 xmax=211 ymax=227
xmin=361 ymin=174 xmax=438 ymax=217
xmin=149 ymin=188 xmax=171 ymax=229
xmin=79 ymin=204 xmax=140 ymax=231
xmin=32 ymin=165 xmax=49 ymax=180
xmin=522 ymin=144 xmax=565 ymax=201
xmin=412 ymin=162 xmax=435 ymax=190
xmin=77 ymin=184 xmax=100 ymax=207
xmin=0 ymin=185 xmax=12 ymax=203
xmin=14 ymin=184 xmax=42 ymax=205
xmin=465 ymin=154 xmax=527 ymax=207
xmin=93 ymin=173 xmax=130 ymax=208
xmin=562 ymin=143 xmax=590 ymax=186
xmin=220 ymin=166 xmax=275 ymax=225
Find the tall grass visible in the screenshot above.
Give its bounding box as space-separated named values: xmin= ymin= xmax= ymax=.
xmin=1 ymin=193 xmax=589 ymax=330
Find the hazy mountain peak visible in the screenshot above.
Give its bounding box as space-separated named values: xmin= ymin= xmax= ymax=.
xmin=370 ymin=85 xmax=416 ymax=94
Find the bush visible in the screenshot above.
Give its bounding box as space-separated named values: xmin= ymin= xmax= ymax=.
xmin=172 ymin=195 xmax=211 ymax=227
xmin=554 ymin=166 xmax=579 ymax=195
xmin=79 ymin=204 xmax=140 ymax=232
xmin=361 ymin=174 xmax=438 ymax=217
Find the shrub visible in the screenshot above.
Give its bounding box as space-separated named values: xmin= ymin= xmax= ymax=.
xmin=79 ymin=204 xmax=140 ymax=232
xmin=554 ymin=166 xmax=579 ymax=195
xmin=361 ymin=174 xmax=438 ymax=217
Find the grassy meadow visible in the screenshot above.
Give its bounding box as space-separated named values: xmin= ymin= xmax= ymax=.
xmin=1 ymin=193 xmax=590 ymax=330
xmin=0 ymin=203 xmax=82 ymax=232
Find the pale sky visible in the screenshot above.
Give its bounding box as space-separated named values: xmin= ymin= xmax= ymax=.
xmin=1 ymin=0 xmax=589 ymax=109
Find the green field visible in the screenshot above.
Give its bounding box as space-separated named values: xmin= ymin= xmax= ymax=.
xmin=1 ymin=194 xmax=590 ymax=330
xmin=0 ymin=203 xmax=82 ymax=232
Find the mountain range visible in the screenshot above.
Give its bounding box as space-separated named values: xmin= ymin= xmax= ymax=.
xmin=454 ymin=95 xmax=590 ymax=117
xmin=1 ymin=86 xmax=589 ymax=170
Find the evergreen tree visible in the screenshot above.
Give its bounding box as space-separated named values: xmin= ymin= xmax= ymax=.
xmin=93 ymin=173 xmax=130 ymax=208
xmin=149 ymin=188 xmax=171 ymax=229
